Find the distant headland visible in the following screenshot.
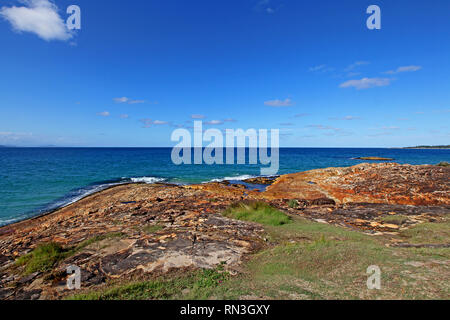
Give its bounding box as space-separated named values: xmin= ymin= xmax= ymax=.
xmin=403 ymin=145 xmax=450 ymax=149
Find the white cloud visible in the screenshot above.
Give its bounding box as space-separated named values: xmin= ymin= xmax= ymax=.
xmin=114 ymin=97 xmax=129 ymax=103
xmin=330 ymin=115 xmax=361 ymax=120
xmin=97 ymin=111 xmax=110 ymax=117
xmin=140 ymin=119 xmax=153 ymax=128
xmin=0 ymin=131 xmax=32 ymax=138
xmin=0 ymin=131 xmax=33 ymax=145
xmin=140 ymin=119 xmax=168 ymax=127
xmin=384 ymin=65 xmax=422 ymax=74
xmin=307 ymin=124 xmax=338 ymax=131
xmin=128 ymin=99 xmax=145 ymax=105
xmin=255 ymin=0 xmax=276 ymax=14
xmin=153 ymin=120 xmax=168 ymax=125
xmin=381 ymin=126 xmax=400 ymax=130
xmin=113 ymin=97 xmax=146 ymax=104
xmin=345 ymin=61 xmax=370 ymax=72
xmin=309 ymin=65 xmax=334 ymax=73
xmin=367 ymin=126 xmax=400 ymax=137
xmin=223 ymin=118 xmax=237 ymax=122
xmin=191 ymin=114 xmax=205 ymax=119
xmin=204 ymin=120 xmax=223 ymax=125
xmin=0 ymin=0 xmax=72 ymax=41
xmin=306 ymin=124 xmax=351 ymax=136
xmin=309 ymin=65 xmax=326 ymax=72
xmin=339 ymin=77 xmax=391 ymax=90
xmin=264 ymin=98 xmax=294 ymax=107
xmin=120 ymin=114 xmax=129 ymax=119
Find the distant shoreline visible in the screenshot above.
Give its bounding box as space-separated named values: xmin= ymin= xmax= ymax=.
xmin=401 ymin=145 xmax=450 ymax=149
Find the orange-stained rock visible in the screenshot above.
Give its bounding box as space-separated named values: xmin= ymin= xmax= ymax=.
xmin=0 ymin=163 xmax=449 ymax=300
xmin=263 ymin=163 xmax=450 ymax=205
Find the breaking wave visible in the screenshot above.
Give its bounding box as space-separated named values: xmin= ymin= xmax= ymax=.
xmin=129 ymin=177 xmax=165 ymax=184
xmin=209 ymin=174 xmax=258 ymax=183
xmin=0 ymin=176 xmax=166 ymax=227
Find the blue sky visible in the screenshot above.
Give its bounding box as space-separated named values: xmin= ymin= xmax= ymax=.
xmin=0 ymin=0 xmax=449 ymax=147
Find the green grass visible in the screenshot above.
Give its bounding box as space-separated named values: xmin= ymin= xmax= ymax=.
xmin=380 ymin=215 xmax=410 ymax=225
xmin=72 ymin=232 xmax=125 ymax=252
xmin=399 ymin=217 xmax=450 ymax=245
xmin=15 ymin=242 xmax=67 ymax=275
xmin=143 ymin=225 xmax=164 ymax=234
xmin=224 ymin=218 xmax=393 ymax=299
xmin=67 ymin=267 xmax=229 ymax=300
xmin=288 ymin=199 xmax=299 ymax=208
xmin=205 ymin=216 xmax=450 ymax=300
xmin=64 ymin=215 xmax=450 ymax=300
xmin=15 ymin=232 xmax=125 ymax=275
xmin=222 ymin=201 xmax=291 ymax=226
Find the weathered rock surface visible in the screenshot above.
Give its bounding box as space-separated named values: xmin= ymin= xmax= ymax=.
xmin=263 ymin=163 xmax=450 ymax=205
xmin=0 ymin=184 xmax=264 ymax=299
xmin=0 ymin=163 xmax=448 ymax=299
xmin=242 ymin=176 xmax=279 ymax=185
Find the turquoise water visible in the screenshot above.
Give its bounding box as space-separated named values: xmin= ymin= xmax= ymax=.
xmin=0 ymin=147 xmax=449 ymax=226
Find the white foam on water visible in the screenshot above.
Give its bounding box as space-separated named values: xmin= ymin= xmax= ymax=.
xmin=209 ymin=174 xmax=258 ymax=183
xmin=130 ymin=177 xmax=165 ymax=184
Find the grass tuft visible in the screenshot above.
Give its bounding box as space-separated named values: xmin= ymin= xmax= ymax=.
xmin=73 ymin=232 xmax=125 ymax=253
xmin=67 ymin=267 xmax=229 ymax=300
xmin=15 ymin=232 xmax=125 ymax=275
xmin=380 ymin=215 xmax=409 ymax=225
xmin=436 ymin=161 xmax=449 ymax=167
xmin=15 ymin=242 xmax=66 ymax=275
xmin=143 ymin=225 xmax=164 ymax=234
xmin=400 ymin=217 xmax=450 ymax=244
xmin=223 ymin=201 xmax=291 ymax=226
xmin=288 ymin=199 xmax=299 ymax=208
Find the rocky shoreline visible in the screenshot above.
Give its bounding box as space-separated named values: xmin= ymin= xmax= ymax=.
xmin=0 ymin=162 xmax=449 ymax=300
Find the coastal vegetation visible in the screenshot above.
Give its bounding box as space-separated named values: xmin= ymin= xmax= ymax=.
xmin=288 ymin=199 xmax=299 ymax=209
xmin=71 ymin=232 xmax=125 ymax=253
xmin=15 ymin=232 xmax=126 ymax=275
xmin=222 ymin=201 xmax=291 ymax=226
xmin=142 ymin=224 xmax=165 ymax=234
xmin=67 ymin=215 xmax=450 ymax=300
xmin=399 ymin=215 xmax=450 ymax=245
xmin=68 ymin=267 xmax=229 ymax=300
xmin=15 ymin=242 xmax=67 ymax=275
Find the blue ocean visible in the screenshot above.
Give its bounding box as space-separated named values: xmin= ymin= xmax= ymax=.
xmin=0 ymin=147 xmax=449 ymax=226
